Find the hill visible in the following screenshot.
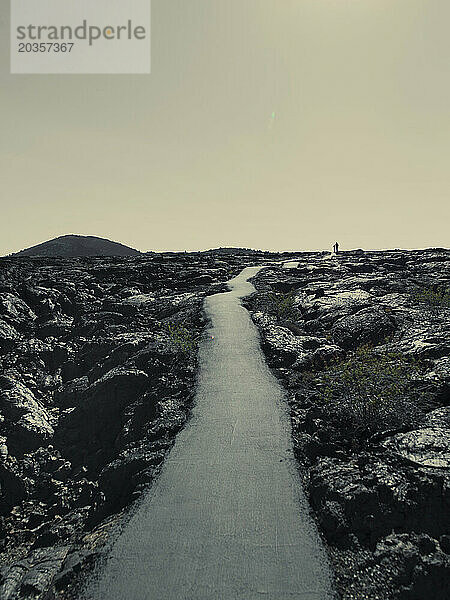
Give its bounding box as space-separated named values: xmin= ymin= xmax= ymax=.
xmin=11 ymin=235 xmax=141 ymax=257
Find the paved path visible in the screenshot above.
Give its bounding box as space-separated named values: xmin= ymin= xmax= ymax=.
xmin=82 ymin=266 xmax=334 ymax=600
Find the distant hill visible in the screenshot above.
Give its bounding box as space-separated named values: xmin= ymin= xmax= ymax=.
xmin=12 ymin=235 xmax=141 ymax=258
xmin=203 ymin=247 xmax=264 ymax=255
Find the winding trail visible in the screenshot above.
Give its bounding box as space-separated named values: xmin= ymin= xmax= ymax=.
xmin=82 ymin=266 xmax=334 ymax=600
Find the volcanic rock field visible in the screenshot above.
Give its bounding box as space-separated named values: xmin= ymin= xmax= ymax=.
xmin=0 ymin=248 xmax=448 ymax=599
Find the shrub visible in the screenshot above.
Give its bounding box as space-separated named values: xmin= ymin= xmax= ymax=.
xmin=265 ymin=292 xmax=300 ymax=321
xmin=411 ymin=286 xmax=450 ymax=318
xmin=166 ymin=323 xmax=197 ymax=353
xmin=302 ymin=371 xmax=316 ymax=383
xmin=318 ymin=345 xmax=427 ymax=437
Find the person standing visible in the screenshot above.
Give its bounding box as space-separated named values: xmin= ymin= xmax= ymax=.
xmin=333 ymin=242 xmax=339 ymax=254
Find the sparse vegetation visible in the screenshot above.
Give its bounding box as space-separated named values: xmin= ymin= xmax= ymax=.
xmin=318 ymin=345 xmax=427 ymax=436
xmin=411 ymin=286 xmax=450 ymax=318
xmin=301 ymin=370 xmax=316 ymax=384
xmin=166 ymin=322 xmax=197 ymax=353
xmin=265 ymin=292 xmax=300 ymax=321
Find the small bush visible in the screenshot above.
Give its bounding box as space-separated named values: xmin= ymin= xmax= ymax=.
xmin=318 ymin=345 xmax=426 ymax=437
xmin=411 ymin=286 xmax=450 ymax=318
xmin=302 ymin=371 xmax=316 ymax=383
xmin=265 ymin=292 xmax=300 ymax=321
xmin=166 ymin=323 xmax=197 ymax=353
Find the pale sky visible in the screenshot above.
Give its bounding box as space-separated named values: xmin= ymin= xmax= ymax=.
xmin=1 ymin=0 xmax=449 ymax=254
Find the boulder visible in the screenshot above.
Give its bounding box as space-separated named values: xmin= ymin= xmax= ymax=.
xmin=0 ymin=546 xmax=69 ymax=600
xmin=261 ymin=325 xmax=307 ymax=368
xmin=308 ymin=289 xmax=372 ymax=326
xmin=0 ymin=293 xmax=36 ymax=329
xmin=425 ymin=406 xmax=450 ymax=429
xmin=374 ymin=533 xmax=450 ymax=600
xmin=99 ymin=447 xmax=165 ymax=507
xmin=54 ymin=376 xmax=89 ymax=409
xmin=35 ymin=317 xmax=73 ymax=339
xmin=382 ymin=427 xmax=450 ymax=468
xmin=404 ymin=338 xmax=450 ymax=360
xmin=19 ymin=338 xmax=70 ymax=372
xmin=0 ymin=458 xmax=33 ymax=508
xmin=432 ymin=357 xmax=450 ymax=383
xmin=53 ymin=549 xmax=98 ymax=590
xmin=83 ymin=367 xmax=148 ymax=414
xmin=331 ymin=306 xmax=397 ymax=349
xmin=58 ymin=367 xmax=149 ymax=466
xmin=0 ymin=319 xmax=19 ymax=351
xmin=0 ymin=377 xmax=54 ymax=453
xmin=309 ymin=450 xmax=450 ymax=542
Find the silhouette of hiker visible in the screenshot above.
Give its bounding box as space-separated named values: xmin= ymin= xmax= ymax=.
xmin=333 ymin=242 xmax=339 ymax=254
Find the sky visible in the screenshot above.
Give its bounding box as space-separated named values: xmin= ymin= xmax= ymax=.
xmin=0 ymin=0 xmax=449 ymax=254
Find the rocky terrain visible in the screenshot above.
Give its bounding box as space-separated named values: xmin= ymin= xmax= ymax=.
xmin=245 ymin=249 xmax=450 ymax=600
xmin=0 ymin=251 xmax=275 ymax=599
xmin=0 ymin=247 xmax=448 ymax=600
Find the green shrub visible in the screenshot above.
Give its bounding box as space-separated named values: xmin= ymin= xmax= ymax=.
xmin=166 ymin=323 xmax=197 ymax=353
xmin=265 ymin=292 xmax=300 ymax=321
xmin=302 ymin=371 xmax=316 ymax=383
xmin=318 ymin=345 xmax=426 ymax=436
xmin=411 ymin=286 xmax=450 ymax=318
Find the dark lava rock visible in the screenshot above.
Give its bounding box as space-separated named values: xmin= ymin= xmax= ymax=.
xmin=425 ymin=406 xmax=450 ymax=428
xmin=0 ymin=377 xmax=54 ymax=454
xmin=0 ymin=457 xmax=33 ymax=509
xmin=99 ymin=447 xmax=165 ymax=508
xmin=57 ymin=367 xmax=149 ymax=471
xmin=374 ymin=533 xmax=450 ymax=599
xmin=82 ymin=366 xmax=148 ymax=415
xmin=35 ymin=317 xmax=73 ymax=339
xmin=0 ymin=546 xmax=70 ymax=600
xmin=0 ymin=320 xmax=19 ymax=351
xmin=0 ymin=293 xmax=36 ymax=330
xmin=53 ymin=376 xmax=90 ymax=409
xmin=53 ymin=548 xmax=98 ymax=590
xmin=331 ymin=306 xmax=397 ymax=349
xmin=382 ymin=427 xmax=450 ymax=468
